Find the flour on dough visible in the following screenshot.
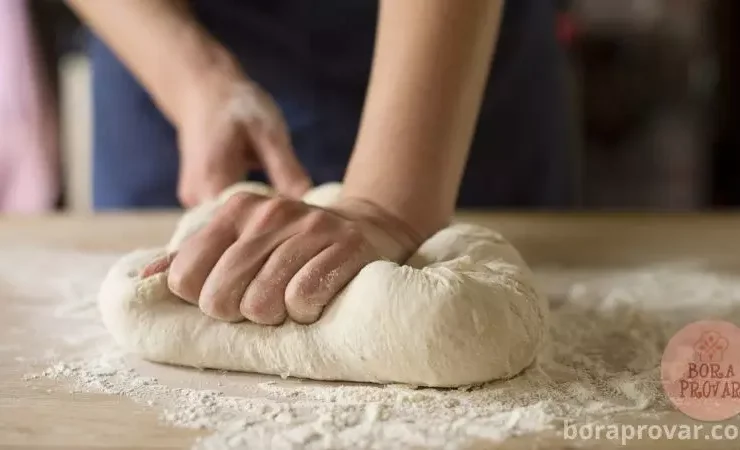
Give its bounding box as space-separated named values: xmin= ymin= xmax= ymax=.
xmin=99 ymin=183 xmax=547 ymax=387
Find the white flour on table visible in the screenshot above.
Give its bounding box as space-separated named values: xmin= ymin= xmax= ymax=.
xmin=6 ymin=249 xmax=740 ymax=449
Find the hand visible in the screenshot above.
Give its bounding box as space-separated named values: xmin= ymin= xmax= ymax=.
xmin=176 ymin=60 xmax=311 ymax=207
xmin=142 ymin=193 xmax=423 ymax=325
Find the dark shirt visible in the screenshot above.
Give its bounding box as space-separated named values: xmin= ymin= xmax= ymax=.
xmin=91 ymin=1 xmax=572 ymax=209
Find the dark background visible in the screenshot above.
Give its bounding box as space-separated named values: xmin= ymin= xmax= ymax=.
xmin=22 ymin=0 xmax=740 ymax=210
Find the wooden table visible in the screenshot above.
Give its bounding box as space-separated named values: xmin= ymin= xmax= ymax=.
xmin=2 ymin=212 xmax=740 ymax=449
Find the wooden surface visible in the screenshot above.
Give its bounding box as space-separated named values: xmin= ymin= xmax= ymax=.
xmin=2 ymin=212 xmax=740 ymax=449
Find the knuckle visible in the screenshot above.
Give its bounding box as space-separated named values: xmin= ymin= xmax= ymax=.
xmin=243 ymin=116 xmax=265 ymax=134
xmin=262 ymin=196 xmax=292 ymax=216
xmin=178 ymin=224 xmax=223 ymax=255
xmin=343 ymin=225 xmax=364 ymax=241
xmin=339 ymin=226 xmax=368 ymax=250
xmin=286 ymin=274 xmax=325 ymax=310
xmin=240 ymin=294 xmax=285 ymax=324
xmin=221 ymin=192 xmax=257 ymax=214
xmin=215 ymin=192 xmax=260 ymax=228
xmin=252 ymin=197 xmax=293 ymax=228
xmin=302 ymin=210 xmax=333 ymax=233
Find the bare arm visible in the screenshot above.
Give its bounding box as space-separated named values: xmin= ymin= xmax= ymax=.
xmin=344 ymin=0 xmax=504 ymax=238
xmin=66 ymin=0 xmax=236 ymax=125
xmin=66 ymin=0 xmax=310 ymax=201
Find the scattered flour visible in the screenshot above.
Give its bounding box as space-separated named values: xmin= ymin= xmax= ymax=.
xmin=6 ymin=249 xmax=740 ymax=448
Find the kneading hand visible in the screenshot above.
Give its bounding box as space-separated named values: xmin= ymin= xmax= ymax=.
xmin=142 ymin=193 xmax=422 ymax=325
xmin=177 ymin=65 xmax=312 ymax=206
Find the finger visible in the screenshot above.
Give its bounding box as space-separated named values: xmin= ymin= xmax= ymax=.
xmin=285 ymin=236 xmax=376 ymax=324
xmin=199 ymin=234 xmax=285 ymax=322
xmin=141 ymin=252 xmax=177 ymax=278
xmin=198 ymin=196 xmax=302 ymax=321
xmin=240 ymin=195 xmax=302 ymax=237
xmin=167 ymin=194 xmax=255 ymax=303
xmin=167 ymin=222 xmax=236 ymax=305
xmin=251 ymin=129 xmax=312 ymax=199
xmin=178 ymin=132 xmax=250 ymax=207
xmin=241 ymin=233 xmax=332 ymax=325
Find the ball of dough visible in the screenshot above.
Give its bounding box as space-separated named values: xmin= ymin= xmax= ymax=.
xmin=99 ymin=183 xmax=547 ymax=387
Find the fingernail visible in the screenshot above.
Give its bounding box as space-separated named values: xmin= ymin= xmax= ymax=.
xmin=141 ymin=253 xmax=176 ymax=278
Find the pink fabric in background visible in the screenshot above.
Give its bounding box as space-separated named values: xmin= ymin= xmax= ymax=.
xmin=0 ymin=0 xmax=59 ymax=213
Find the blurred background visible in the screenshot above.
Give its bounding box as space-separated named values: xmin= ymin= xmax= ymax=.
xmin=0 ymin=0 xmax=737 ymax=213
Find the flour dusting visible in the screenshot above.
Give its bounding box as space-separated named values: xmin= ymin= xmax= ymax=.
xmin=5 ymin=249 xmax=740 ymax=448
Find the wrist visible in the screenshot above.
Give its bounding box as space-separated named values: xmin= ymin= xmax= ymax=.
xmin=332 ymin=196 xmax=431 ymax=253
xmin=157 ymin=30 xmax=245 ymax=128
xmin=340 ymin=183 xmax=451 ymax=242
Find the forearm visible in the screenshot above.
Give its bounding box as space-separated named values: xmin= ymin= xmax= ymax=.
xmin=67 ymin=0 xmax=239 ymax=126
xmin=343 ymin=0 xmax=503 ymax=238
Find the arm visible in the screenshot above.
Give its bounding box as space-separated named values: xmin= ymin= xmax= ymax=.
xmin=66 ymin=0 xmax=236 ymax=125
xmin=66 ymin=0 xmax=310 ymax=202
xmin=343 ymin=0 xmax=504 ymax=238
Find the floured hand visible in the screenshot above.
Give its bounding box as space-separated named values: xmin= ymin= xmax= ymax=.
xmin=176 ymin=63 xmax=311 ymax=206
xmin=142 ymin=192 xmax=422 ymax=325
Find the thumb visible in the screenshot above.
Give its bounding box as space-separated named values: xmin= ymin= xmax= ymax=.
xmin=252 ymin=130 xmax=312 ymax=199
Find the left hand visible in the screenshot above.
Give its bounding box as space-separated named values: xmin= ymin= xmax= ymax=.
xmin=175 ymin=69 xmax=312 ymax=207
xmin=141 ymin=192 xmax=423 ymax=325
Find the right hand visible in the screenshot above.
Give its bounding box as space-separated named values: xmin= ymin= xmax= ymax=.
xmin=142 ymin=192 xmax=423 ymax=325
xmin=175 ymin=62 xmax=312 ymax=207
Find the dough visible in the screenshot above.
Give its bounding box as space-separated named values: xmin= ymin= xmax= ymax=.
xmin=99 ymin=183 xmax=547 ymax=387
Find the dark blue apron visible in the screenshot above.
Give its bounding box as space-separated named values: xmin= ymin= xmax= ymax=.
xmin=90 ymin=0 xmax=572 ymax=209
